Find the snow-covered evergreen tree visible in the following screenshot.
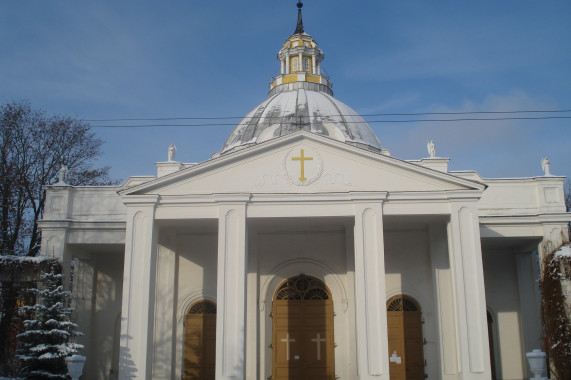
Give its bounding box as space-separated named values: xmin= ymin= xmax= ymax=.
xmin=16 ymin=263 xmax=83 ymax=379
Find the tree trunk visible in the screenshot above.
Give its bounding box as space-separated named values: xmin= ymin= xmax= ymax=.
xmin=0 ymin=279 xmax=19 ymax=376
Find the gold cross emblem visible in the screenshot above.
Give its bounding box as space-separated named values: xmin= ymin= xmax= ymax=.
xmin=291 ymin=149 xmax=313 ymax=182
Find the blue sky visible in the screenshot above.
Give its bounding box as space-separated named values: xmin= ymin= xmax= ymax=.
xmin=1 ymin=1 xmax=570 ymax=183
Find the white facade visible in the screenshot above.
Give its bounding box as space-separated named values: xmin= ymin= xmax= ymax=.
xmin=38 ymin=9 xmax=570 ymax=380
xmin=38 ymin=132 xmax=570 ymax=380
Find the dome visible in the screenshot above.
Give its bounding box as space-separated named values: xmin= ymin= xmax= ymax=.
xmin=221 ymin=87 xmax=383 ymax=153
xmin=220 ymin=2 xmax=383 ymax=154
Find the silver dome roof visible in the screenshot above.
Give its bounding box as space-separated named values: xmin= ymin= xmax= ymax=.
xmin=221 ymin=86 xmax=383 ymax=153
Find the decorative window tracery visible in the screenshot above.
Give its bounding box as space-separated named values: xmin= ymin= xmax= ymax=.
xmin=188 ymin=300 xmax=217 ymax=315
xmin=303 ymin=57 xmax=310 ymax=72
xmin=292 ymin=57 xmax=299 ymax=72
xmin=387 ymin=295 xmax=420 ymax=312
xmin=275 ymin=274 xmax=330 ymax=300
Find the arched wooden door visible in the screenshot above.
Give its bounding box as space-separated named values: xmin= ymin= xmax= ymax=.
xmin=387 ymin=295 xmax=425 ymax=380
xmin=184 ymin=300 xmax=216 ymax=380
xmin=272 ymin=275 xmax=335 ymax=380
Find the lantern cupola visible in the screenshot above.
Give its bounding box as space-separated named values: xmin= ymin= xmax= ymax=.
xmin=270 ymin=2 xmax=332 ymax=96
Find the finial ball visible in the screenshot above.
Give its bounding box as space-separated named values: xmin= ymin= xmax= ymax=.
xmin=297 ymin=2 xmax=303 ymax=9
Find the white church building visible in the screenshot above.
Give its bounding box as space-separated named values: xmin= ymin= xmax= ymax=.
xmin=38 ymin=4 xmax=570 ymax=380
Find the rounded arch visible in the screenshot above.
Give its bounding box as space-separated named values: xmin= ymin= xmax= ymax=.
xmin=261 ymin=258 xmax=347 ymax=307
xmin=178 ymin=289 xmax=216 ymax=318
xmin=186 ymin=299 xmax=217 ymax=315
xmin=387 ymin=294 xmax=422 ymax=312
xmin=273 ymin=274 xmax=331 ymax=301
xmin=385 ymin=288 xmax=428 ymax=312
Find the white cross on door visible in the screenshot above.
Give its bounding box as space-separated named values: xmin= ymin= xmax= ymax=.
xmin=281 ymin=333 xmax=296 ymax=360
xmin=311 ymin=333 xmax=326 ymax=360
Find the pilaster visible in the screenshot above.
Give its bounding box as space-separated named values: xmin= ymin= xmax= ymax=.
xmin=118 ymin=195 xmax=159 ymax=380
xmin=152 ymin=230 xmax=177 ymax=379
xmin=353 ymin=197 xmax=390 ymax=379
xmin=448 ymin=203 xmax=491 ymax=379
xmin=215 ymin=194 xmax=250 ymax=380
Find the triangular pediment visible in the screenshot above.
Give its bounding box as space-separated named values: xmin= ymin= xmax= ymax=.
xmin=119 ymin=132 xmax=484 ymax=197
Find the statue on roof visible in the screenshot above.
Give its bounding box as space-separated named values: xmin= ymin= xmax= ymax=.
xmin=168 ymin=144 xmax=177 ymax=162
xmin=541 ymin=157 xmax=551 ymax=176
xmin=427 ymin=140 xmax=436 ymax=158
xmin=58 ymin=164 xmax=68 ymax=184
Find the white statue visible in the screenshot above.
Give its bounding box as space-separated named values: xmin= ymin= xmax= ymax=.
xmin=427 ymin=140 xmax=436 ymax=158
xmin=168 ymin=144 xmax=177 ymax=162
xmin=541 ymin=157 xmax=551 ymax=176
xmin=58 ymin=164 xmax=68 ymax=184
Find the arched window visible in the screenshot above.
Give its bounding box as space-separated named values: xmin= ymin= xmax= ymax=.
xmin=303 ymin=57 xmax=310 ymax=72
xmin=274 ymin=274 xmax=330 ymax=300
xmin=387 ymin=295 xmax=420 ymax=311
xmin=184 ymin=300 xmax=216 ymax=380
xmin=292 ymin=57 xmax=299 ymax=72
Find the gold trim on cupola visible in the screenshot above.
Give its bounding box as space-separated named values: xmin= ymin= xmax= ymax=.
xmin=270 ymin=2 xmax=332 ymax=92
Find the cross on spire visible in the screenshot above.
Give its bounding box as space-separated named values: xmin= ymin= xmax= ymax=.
xmin=294 ymin=2 xmax=305 ymax=34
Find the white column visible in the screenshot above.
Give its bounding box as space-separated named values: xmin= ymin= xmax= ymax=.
xmin=280 ymin=59 xmax=285 ymax=75
xmin=285 ymin=53 xmax=290 ymax=74
xmin=429 ymin=224 xmax=459 ymax=379
xmin=312 ymin=54 xmax=316 ymax=74
xmin=353 ymin=200 xmax=390 ymax=379
xmin=448 ymin=204 xmax=491 ymax=379
xmin=298 ymin=53 xmax=303 ymax=72
xmin=119 ymin=196 xmax=158 ymax=380
xmin=215 ymin=194 xmax=249 ymax=380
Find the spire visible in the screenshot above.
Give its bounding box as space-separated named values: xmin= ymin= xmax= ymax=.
xmin=294 ymin=2 xmax=305 ymax=35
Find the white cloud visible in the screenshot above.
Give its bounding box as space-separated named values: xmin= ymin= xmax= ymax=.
xmin=375 ymin=90 xmax=570 ymax=179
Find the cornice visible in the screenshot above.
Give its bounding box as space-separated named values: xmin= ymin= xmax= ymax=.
xmin=120 ymin=194 xmax=160 ymax=207
xmin=212 ymin=193 xmax=252 ymax=204
xmin=480 ymin=213 xmax=571 ymax=226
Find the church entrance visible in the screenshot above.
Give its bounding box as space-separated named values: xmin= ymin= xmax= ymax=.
xmin=387 ymin=295 xmax=425 ymax=380
xmin=183 ymin=300 xmax=216 ymax=380
xmin=272 ymin=275 xmax=335 ymax=380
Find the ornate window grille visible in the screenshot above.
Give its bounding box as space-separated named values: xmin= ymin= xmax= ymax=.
xmin=386 ymin=295 xmax=420 ymax=312
xmin=188 ymin=300 xmax=217 ymax=315
xmin=275 ymin=274 xmax=330 ymax=300
xmin=292 ymin=57 xmax=299 ymax=72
